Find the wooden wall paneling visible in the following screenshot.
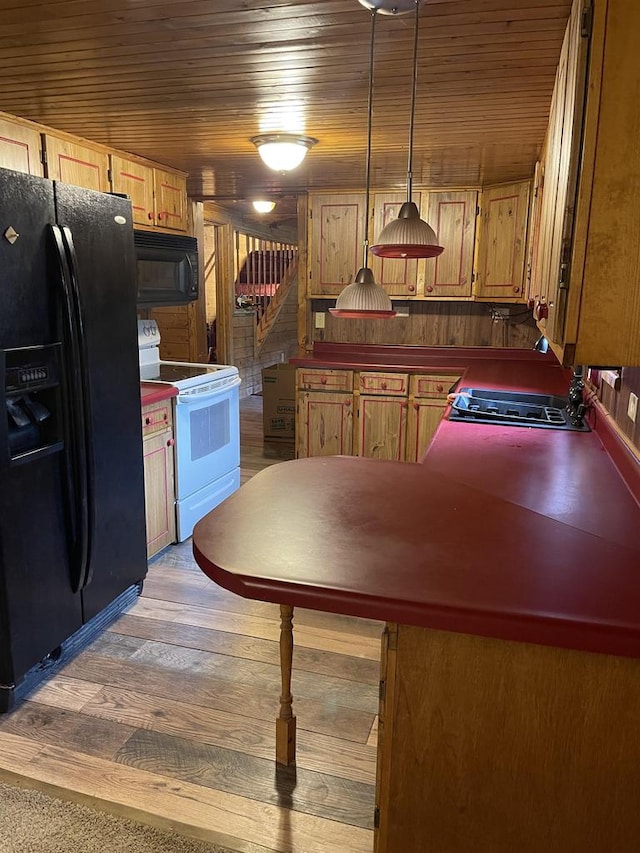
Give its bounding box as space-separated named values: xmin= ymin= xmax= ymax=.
xmin=422 ymin=190 xmax=477 ymax=298
xmin=316 ymin=301 xmax=540 ymax=349
xmin=188 ymin=200 xmax=208 ymax=363
xmin=150 ymin=306 xmax=191 ymax=362
xmin=215 ymin=222 xmax=235 ymax=366
xmin=42 ymin=133 xmax=110 ymax=192
xmin=0 ymin=115 xmax=43 ymax=176
xmin=297 ymin=194 xmax=311 ymax=352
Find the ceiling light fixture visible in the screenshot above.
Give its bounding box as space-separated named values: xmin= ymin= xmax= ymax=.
xmin=330 ymin=7 xmax=396 ymax=319
xmin=250 ymin=133 xmax=317 ymax=172
xmin=370 ymin=0 xmax=443 ymax=259
xmin=252 ymin=200 xmax=276 ymax=213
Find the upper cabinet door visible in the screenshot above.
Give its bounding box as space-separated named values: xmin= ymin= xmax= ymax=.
xmin=153 ymin=168 xmax=188 ymax=231
xmin=422 ymin=191 xmax=477 ymax=298
xmin=370 ymin=192 xmax=421 ymax=297
xmin=474 ymin=181 xmax=530 ymax=301
xmin=309 ymin=193 xmax=364 ymax=296
xmin=43 ymin=134 xmax=110 ymax=192
xmin=0 ymin=117 xmax=43 ymax=176
xmin=110 ymin=155 xmax=155 ymax=226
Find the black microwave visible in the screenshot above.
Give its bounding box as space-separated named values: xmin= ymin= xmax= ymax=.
xmin=133 ymin=230 xmax=199 ymax=308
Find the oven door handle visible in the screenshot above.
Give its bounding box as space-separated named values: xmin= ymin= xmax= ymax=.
xmin=174 ymin=375 xmax=241 ymax=404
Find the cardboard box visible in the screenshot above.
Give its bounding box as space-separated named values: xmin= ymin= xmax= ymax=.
xmin=262 ymin=363 xmax=296 ymax=440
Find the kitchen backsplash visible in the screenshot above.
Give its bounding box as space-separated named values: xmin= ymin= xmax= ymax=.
xmin=311 ymin=301 xmax=540 ymax=349
xmin=588 ymin=367 xmax=640 ymax=453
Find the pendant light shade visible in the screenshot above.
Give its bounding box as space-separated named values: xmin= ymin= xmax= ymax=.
xmin=370 ymin=0 xmax=443 ymax=260
xmin=330 ymin=7 xmax=396 ymax=319
xmin=370 ymin=200 xmax=442 ymax=258
xmin=331 ymin=267 xmax=395 ymax=318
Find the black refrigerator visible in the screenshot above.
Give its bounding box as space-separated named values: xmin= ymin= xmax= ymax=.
xmin=0 ymin=167 xmax=147 ymax=711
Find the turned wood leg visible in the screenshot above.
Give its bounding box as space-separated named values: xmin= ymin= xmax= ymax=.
xmin=276 ymin=604 xmax=296 ymax=765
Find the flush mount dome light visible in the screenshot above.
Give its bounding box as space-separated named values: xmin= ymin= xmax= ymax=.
xmin=252 ymin=199 xmax=276 ymax=213
xmin=358 ymin=0 xmax=416 ymax=13
xmin=251 ymin=133 xmax=318 ymax=172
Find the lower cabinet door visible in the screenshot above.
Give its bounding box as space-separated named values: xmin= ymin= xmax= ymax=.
xmin=406 ymin=398 xmax=448 ymax=462
xmin=356 ymin=396 xmax=408 ymax=461
xmin=297 ymin=391 xmax=354 ymax=457
xmin=143 ymin=429 xmax=176 ymax=557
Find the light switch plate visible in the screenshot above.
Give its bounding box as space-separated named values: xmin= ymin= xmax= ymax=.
xmin=628 ymin=392 xmax=638 ymax=423
xmin=314 ymin=312 xmax=325 ymax=329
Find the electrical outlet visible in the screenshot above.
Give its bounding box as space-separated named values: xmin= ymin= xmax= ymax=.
xmin=628 ymin=392 xmax=638 ymax=423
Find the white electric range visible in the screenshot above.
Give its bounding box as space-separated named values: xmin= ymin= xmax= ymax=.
xmin=138 ymin=320 xmax=241 ymax=542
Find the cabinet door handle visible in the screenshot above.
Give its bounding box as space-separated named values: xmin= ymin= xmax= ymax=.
xmin=426 ymin=285 xmax=434 ymax=293
xmin=513 ymin=285 xmax=520 ymax=293
xmin=166 ymin=438 xmax=175 ymax=447
xmin=157 ymin=212 xmax=164 ymax=221
xmin=148 ymin=212 xmax=153 ymax=220
xmin=344 ymin=399 xmax=351 ymax=407
xmin=145 ymin=417 xmax=152 ymax=425
xmin=436 ymin=384 xmax=443 ymax=393
xmin=320 ymin=377 xmax=327 ymax=385
xmin=408 ymin=284 xmax=415 ymax=293
xmin=381 ymin=381 xmax=387 ymax=390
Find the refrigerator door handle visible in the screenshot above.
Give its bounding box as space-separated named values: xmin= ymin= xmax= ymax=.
xmin=50 ymin=224 xmax=91 ymax=593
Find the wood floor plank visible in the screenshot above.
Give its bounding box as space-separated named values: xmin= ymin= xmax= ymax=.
xmin=127 ymin=639 xmax=378 ymax=713
xmin=0 ymin=740 xmax=371 ymax=853
xmin=0 ymin=731 xmax=44 ymax=765
xmin=130 ymin=597 xmax=381 ymax=660
xmin=109 ymin=614 xmax=380 ymax=685
xmin=79 ymin=685 xmax=377 ymax=785
xmin=116 ymin=728 xmax=375 ymax=828
xmin=0 ymin=701 xmax=135 ymax=760
xmin=57 ymin=651 xmax=375 ymax=743
xmin=26 ymin=674 xmax=104 ymax=711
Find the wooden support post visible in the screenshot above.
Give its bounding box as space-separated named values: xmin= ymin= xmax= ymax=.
xmin=275 ymin=604 xmax=296 ymax=765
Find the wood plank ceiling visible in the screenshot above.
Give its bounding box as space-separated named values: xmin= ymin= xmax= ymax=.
xmin=0 ymin=0 xmax=572 ymax=227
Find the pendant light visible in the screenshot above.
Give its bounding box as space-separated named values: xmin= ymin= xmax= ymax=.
xmin=329 ymin=7 xmax=395 ymax=319
xmin=370 ymin=0 xmax=443 ymax=260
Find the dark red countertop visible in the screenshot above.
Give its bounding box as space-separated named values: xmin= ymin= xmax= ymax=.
xmin=140 ymin=382 xmax=178 ymax=406
xmin=193 ymin=344 xmax=640 ymax=658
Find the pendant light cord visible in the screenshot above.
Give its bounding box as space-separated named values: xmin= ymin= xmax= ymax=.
xmin=363 ymin=9 xmax=377 ymax=269
xmin=406 ymin=0 xmax=420 ymax=204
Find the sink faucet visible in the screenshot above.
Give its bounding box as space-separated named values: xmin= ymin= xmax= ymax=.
xmin=567 ymin=366 xmax=587 ymax=426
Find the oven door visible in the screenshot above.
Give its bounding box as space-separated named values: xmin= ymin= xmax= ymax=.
xmin=172 ymin=377 xmax=241 ymax=501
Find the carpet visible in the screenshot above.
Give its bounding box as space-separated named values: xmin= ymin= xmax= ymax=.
xmin=0 ymin=781 xmax=238 ymax=853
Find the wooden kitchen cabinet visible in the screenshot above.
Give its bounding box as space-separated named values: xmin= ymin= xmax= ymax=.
xmin=406 ymin=373 xmax=461 ymax=462
xmin=355 ymin=371 xmax=409 ymax=462
xmin=474 ymin=180 xmax=530 ymax=302
xmin=110 ymin=155 xmax=155 ymax=226
xmin=296 ymin=368 xmax=354 ymax=458
xmin=0 ymin=114 xmax=43 ymax=176
xmin=374 ymin=623 xmax=640 ymax=853
xmin=531 ymin=0 xmax=640 ymax=366
xmin=141 ymin=400 xmax=176 ymax=558
xmin=42 ymin=133 xmax=110 ymax=192
xmin=308 ymin=193 xmax=364 ymax=296
xmin=153 ymin=167 xmax=188 ymax=231
xmin=421 ymin=191 xmax=477 ymax=298
xmin=370 ymin=192 xmax=422 ymax=297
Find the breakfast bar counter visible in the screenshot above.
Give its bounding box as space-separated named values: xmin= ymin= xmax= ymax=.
xmin=192 ymin=345 xmax=640 ymax=853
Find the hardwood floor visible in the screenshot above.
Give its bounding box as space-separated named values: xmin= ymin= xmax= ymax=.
xmin=0 ymin=395 xmax=381 ymax=853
